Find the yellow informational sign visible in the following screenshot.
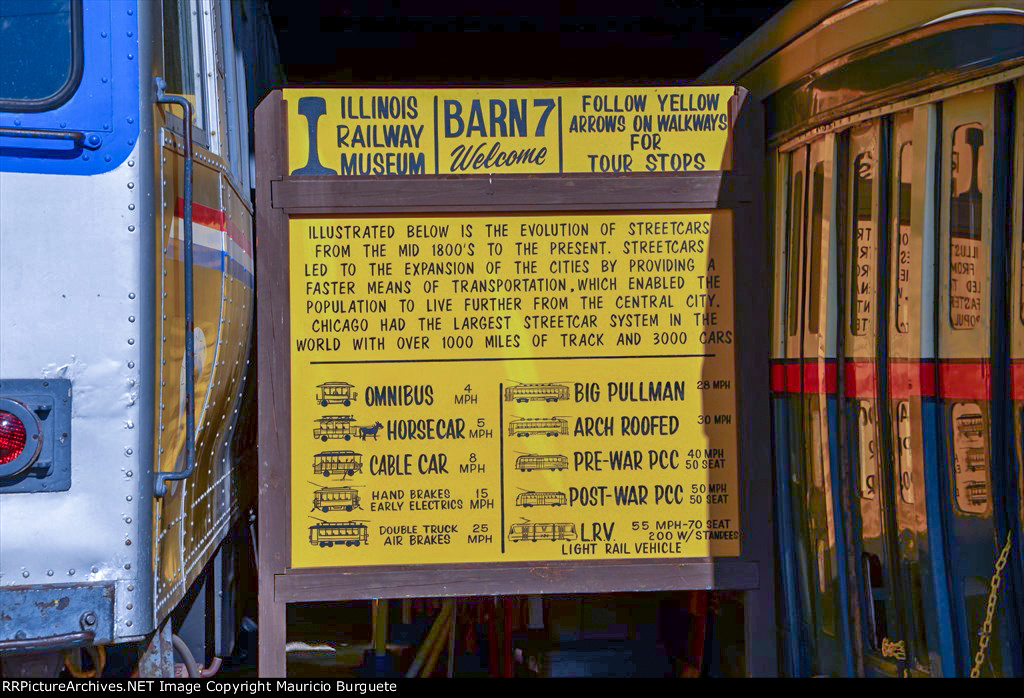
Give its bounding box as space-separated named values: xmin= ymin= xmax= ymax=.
xmin=283 ymin=87 xmax=734 ymax=176
xmin=289 ymin=212 xmax=739 ymax=567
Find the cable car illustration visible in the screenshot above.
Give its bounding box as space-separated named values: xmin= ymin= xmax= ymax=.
xmin=515 ymin=454 xmax=569 ymax=472
xmin=507 ymin=522 xmax=577 ymax=543
xmin=508 ymin=417 xmax=569 ymax=438
xmin=516 ymin=490 xmax=567 ymax=508
xmin=308 ymin=519 xmax=369 ymax=548
xmin=313 ymin=416 xmax=383 ymax=441
xmin=313 ymin=450 xmax=363 ymax=477
xmin=504 ymin=383 xmax=570 ymax=403
xmin=317 ymin=382 xmax=357 ymax=407
xmin=310 ymin=485 xmax=362 ymax=512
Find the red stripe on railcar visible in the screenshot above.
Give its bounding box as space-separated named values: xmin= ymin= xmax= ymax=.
xmin=845 ymin=360 xmax=878 ymax=399
xmin=888 ymin=360 xmax=937 ymax=399
xmin=937 ymin=362 xmax=991 ymax=400
xmin=1013 ymin=361 xmax=1024 ymax=401
xmin=803 ymin=361 xmax=837 ymax=394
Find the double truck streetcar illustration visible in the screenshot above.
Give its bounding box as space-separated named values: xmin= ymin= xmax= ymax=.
xmin=308 ymin=483 xmax=363 ymax=512
xmin=504 ymin=381 xmax=570 ymax=404
xmin=516 ymin=489 xmax=567 ymax=508
xmin=316 ymin=381 xmax=357 ymax=407
xmin=515 ymin=453 xmax=569 ymax=472
xmin=507 ymin=521 xmax=578 ymax=543
xmin=308 ymin=518 xmax=370 ymax=548
xmin=508 ymin=417 xmax=569 ymax=438
xmin=313 ymin=450 xmax=363 ymax=478
xmin=313 ymin=415 xmax=383 ymax=441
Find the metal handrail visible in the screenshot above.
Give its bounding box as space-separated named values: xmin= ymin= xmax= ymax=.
xmin=154 ymin=77 xmax=196 ymax=498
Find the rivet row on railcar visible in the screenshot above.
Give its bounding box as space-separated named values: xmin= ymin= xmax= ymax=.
xmin=0 ymin=0 xmax=279 ymax=677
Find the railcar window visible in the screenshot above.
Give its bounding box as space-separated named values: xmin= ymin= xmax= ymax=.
xmin=851 ymin=151 xmax=875 ymax=336
xmin=895 ymin=142 xmax=913 ymax=334
xmin=808 ymin=164 xmax=825 ymax=334
xmin=162 ymin=0 xmax=205 ymax=129
xmin=0 ymin=0 xmax=80 ymax=110
xmin=949 ymin=124 xmax=985 ymax=331
xmin=787 ymin=167 xmax=804 ymax=337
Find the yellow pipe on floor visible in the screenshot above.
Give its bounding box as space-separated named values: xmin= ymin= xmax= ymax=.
xmin=405 ymin=602 xmax=454 ymax=678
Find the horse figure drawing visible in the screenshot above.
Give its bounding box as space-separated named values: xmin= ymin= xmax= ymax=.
xmin=359 ymin=421 xmax=384 ymax=440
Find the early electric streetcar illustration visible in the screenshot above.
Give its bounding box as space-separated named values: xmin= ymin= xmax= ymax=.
xmin=311 ymin=485 xmax=362 ymax=512
xmin=309 ymin=520 xmax=370 ymax=548
xmin=313 ymin=451 xmax=363 ymax=477
xmin=516 ymin=491 xmax=568 ymax=508
xmin=507 ymin=522 xmax=578 ymax=543
xmin=508 ymin=418 xmax=569 ymax=437
xmin=514 ymin=454 xmax=570 ymax=472
xmin=504 ymin=383 xmax=570 ymax=403
xmin=316 ymin=382 xmax=357 ymax=407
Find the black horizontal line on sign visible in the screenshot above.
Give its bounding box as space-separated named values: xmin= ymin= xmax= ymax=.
xmin=309 ymin=354 xmax=715 ymax=365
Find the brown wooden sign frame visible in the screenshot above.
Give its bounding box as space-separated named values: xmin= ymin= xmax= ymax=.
xmin=255 ymin=87 xmax=774 ymax=676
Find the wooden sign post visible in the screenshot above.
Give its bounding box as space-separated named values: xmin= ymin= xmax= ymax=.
xmin=255 ymin=86 xmax=773 ymax=676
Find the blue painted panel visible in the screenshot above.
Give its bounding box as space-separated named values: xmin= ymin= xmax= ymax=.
xmin=0 ymin=0 xmax=139 ymax=175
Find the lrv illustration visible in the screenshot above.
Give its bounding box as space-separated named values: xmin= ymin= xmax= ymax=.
xmin=508 ymin=417 xmax=569 ymax=437
xmin=313 ymin=416 xmax=384 ymax=441
xmin=504 ymin=382 xmax=570 ymax=403
xmin=309 ymin=520 xmax=369 ymax=548
xmin=515 ymin=454 xmax=570 ymax=472
xmin=313 ymin=450 xmax=363 ymax=477
xmin=508 ymin=522 xmax=578 ymax=543
xmin=317 ymin=381 xmax=357 ymax=407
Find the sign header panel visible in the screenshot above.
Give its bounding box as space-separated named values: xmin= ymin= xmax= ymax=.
xmin=288 ymin=211 xmax=739 ymax=568
xmin=284 ymin=87 xmax=734 ymax=177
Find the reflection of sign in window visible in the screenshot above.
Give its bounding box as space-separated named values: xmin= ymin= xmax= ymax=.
xmin=949 ymin=124 xmax=984 ymax=331
xmin=951 ymin=402 xmax=989 ymax=515
xmin=895 ymin=401 xmax=915 ymax=504
xmin=895 ymin=142 xmax=913 ymax=334
xmin=851 ymin=151 xmax=876 ymax=336
xmin=858 ymin=402 xmax=878 ymax=500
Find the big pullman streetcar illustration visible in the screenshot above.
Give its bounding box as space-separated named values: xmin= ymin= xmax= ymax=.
xmin=503 ymin=382 xmax=570 ymax=403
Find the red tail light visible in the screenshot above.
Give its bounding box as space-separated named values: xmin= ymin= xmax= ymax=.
xmin=0 ymin=410 xmax=27 ymax=465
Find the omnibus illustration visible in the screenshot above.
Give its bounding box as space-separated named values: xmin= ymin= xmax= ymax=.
xmin=309 ymin=521 xmax=369 ymax=548
xmin=515 ymin=454 xmax=570 ymax=472
xmin=313 ymin=451 xmax=363 ymax=477
xmin=311 ymin=486 xmax=362 ymax=512
xmin=516 ymin=491 xmax=567 ymax=508
xmin=504 ymin=383 xmax=570 ymax=403
xmin=508 ymin=418 xmax=569 ymax=437
xmin=313 ymin=416 xmax=383 ymax=441
xmin=317 ymin=382 xmax=357 ymax=407
xmin=507 ymin=522 xmax=577 ymax=543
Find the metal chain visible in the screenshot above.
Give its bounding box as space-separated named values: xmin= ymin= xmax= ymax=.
xmin=970 ymin=532 xmax=1013 ymax=678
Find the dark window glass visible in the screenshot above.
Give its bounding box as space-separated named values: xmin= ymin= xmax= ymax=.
xmin=808 ymin=164 xmax=825 ymax=334
xmin=787 ymin=168 xmax=805 ymax=337
xmin=0 ymin=0 xmax=79 ymax=108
